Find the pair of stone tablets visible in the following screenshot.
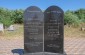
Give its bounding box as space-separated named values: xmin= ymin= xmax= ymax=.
xmin=24 ymin=5 xmax=66 ymax=55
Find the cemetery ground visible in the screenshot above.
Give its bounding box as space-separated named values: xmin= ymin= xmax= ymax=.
xmin=0 ymin=24 xmax=85 ymax=55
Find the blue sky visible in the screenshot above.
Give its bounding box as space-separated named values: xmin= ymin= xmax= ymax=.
xmin=0 ymin=0 xmax=85 ymax=11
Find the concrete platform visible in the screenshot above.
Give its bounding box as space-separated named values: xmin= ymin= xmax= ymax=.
xmin=24 ymin=52 xmax=66 ymax=55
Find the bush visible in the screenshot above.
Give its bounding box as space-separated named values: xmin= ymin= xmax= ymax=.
xmin=0 ymin=15 xmax=13 ymax=28
xmin=11 ymin=9 xmax=23 ymax=23
xmin=64 ymin=11 xmax=80 ymax=27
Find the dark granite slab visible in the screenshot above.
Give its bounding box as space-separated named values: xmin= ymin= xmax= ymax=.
xmin=24 ymin=6 xmax=44 ymax=53
xmin=44 ymin=5 xmax=64 ymax=53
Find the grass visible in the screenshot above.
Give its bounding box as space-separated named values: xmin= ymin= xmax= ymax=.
xmin=0 ymin=24 xmax=85 ymax=39
xmin=64 ymin=25 xmax=85 ymax=38
xmin=0 ymin=24 xmax=24 ymax=39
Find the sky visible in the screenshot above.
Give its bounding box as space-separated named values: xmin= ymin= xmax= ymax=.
xmin=0 ymin=0 xmax=85 ymax=11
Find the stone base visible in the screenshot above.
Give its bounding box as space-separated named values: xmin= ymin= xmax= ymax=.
xmin=24 ymin=52 xmax=66 ymax=55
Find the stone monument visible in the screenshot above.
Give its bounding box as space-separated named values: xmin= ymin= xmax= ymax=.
xmin=24 ymin=6 xmax=44 ymax=55
xmin=44 ymin=5 xmax=66 ymax=55
xmin=24 ymin=6 xmax=66 ymax=55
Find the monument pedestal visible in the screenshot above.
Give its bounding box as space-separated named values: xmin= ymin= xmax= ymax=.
xmin=24 ymin=52 xmax=66 ymax=55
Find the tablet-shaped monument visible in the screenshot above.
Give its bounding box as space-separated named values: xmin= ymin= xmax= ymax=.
xmin=24 ymin=6 xmax=44 ymax=55
xmin=24 ymin=6 xmax=66 ymax=55
xmin=44 ymin=6 xmax=65 ymax=55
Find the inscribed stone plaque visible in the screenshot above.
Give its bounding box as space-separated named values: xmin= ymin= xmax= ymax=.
xmin=44 ymin=6 xmax=64 ymax=53
xmin=24 ymin=6 xmax=44 ymax=53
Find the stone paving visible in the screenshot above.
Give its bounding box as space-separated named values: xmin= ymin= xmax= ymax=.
xmin=64 ymin=37 xmax=85 ymax=55
xmin=0 ymin=38 xmax=24 ymax=55
xmin=0 ymin=37 xmax=85 ymax=55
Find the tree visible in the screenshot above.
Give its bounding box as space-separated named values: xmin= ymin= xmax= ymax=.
xmin=0 ymin=8 xmax=14 ymax=28
xmin=0 ymin=14 xmax=14 ymax=28
xmin=74 ymin=9 xmax=85 ymax=23
xmin=64 ymin=10 xmax=80 ymax=27
xmin=11 ymin=9 xmax=24 ymax=23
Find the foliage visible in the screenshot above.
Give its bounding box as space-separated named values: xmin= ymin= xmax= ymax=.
xmin=74 ymin=9 xmax=85 ymax=23
xmin=11 ymin=9 xmax=23 ymax=23
xmin=0 ymin=7 xmax=85 ymax=27
xmin=0 ymin=8 xmax=14 ymax=27
xmin=0 ymin=7 xmax=23 ymax=27
xmin=0 ymin=16 xmax=13 ymax=27
xmin=64 ymin=10 xmax=81 ymax=27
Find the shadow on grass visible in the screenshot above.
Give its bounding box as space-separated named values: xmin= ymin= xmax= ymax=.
xmin=11 ymin=49 xmax=24 ymax=55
